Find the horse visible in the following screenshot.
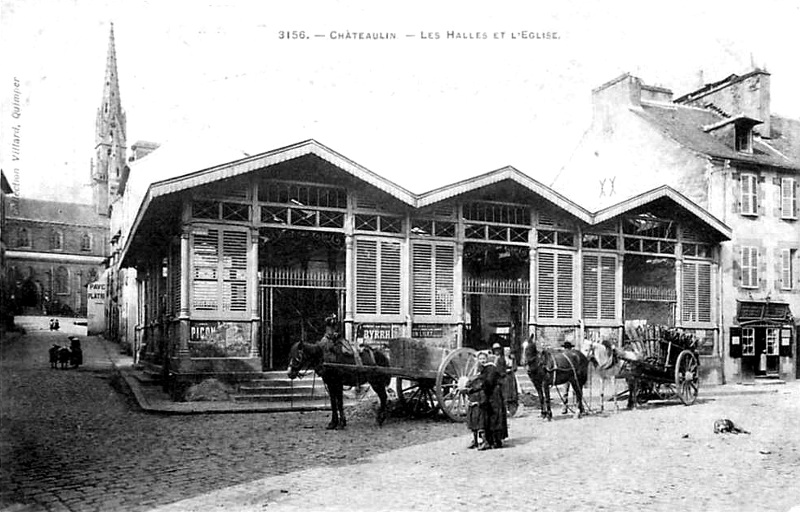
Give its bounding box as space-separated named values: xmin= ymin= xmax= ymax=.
xmin=287 ymin=340 xmax=390 ymax=430
xmin=584 ymin=339 xmax=643 ymax=410
xmin=523 ymin=337 xmax=589 ymax=420
xmin=584 ymin=339 xmax=627 ymax=412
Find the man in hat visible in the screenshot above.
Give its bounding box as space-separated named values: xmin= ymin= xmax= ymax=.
xmin=318 ymin=314 xmax=345 ymax=362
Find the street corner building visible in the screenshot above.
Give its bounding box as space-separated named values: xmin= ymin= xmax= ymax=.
xmin=109 ymin=137 xmax=736 ymax=395
xmin=552 ymin=69 xmax=800 ymax=383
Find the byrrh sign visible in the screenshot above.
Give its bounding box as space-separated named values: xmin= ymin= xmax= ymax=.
xmin=87 ymin=282 xmax=106 ymax=335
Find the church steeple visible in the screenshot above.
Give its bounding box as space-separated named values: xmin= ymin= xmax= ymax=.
xmin=92 ymin=22 xmax=127 ymax=216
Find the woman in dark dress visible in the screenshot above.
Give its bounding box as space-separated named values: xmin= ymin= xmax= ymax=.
xmin=69 ymin=337 xmax=83 ymax=368
xmin=481 ymin=355 xmax=508 ymax=449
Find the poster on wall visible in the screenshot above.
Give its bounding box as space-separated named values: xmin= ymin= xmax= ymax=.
xmin=86 ymin=282 xmax=106 ymax=336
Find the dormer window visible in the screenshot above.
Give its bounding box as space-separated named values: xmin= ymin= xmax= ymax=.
xmin=735 ymin=124 xmax=752 ymax=153
xmin=703 ymin=114 xmax=762 ymax=155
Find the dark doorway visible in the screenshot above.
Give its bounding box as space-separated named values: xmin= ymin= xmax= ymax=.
xmin=263 ymin=287 xmax=340 ymax=370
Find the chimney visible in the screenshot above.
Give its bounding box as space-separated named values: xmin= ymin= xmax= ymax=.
xmin=675 ymin=68 xmax=772 ymax=138
xmin=591 ymin=74 xmax=643 ymax=133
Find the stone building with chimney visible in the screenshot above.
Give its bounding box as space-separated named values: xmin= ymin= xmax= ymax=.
xmin=552 ymin=68 xmax=800 ymax=383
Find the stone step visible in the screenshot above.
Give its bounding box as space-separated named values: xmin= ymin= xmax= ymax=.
xmin=233 ymin=393 xmax=332 ymax=403
xmin=237 ymin=384 xmax=329 ymax=397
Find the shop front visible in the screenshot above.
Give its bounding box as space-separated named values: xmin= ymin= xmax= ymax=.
xmin=730 ymin=301 xmax=794 ymax=382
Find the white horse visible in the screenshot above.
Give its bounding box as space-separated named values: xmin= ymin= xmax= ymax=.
xmin=584 ymin=339 xmax=639 ymax=412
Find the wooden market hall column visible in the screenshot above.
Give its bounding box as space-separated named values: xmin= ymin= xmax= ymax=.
xmin=248 ymin=227 xmax=260 ymax=358
xmin=177 ymin=229 xmax=191 ymax=357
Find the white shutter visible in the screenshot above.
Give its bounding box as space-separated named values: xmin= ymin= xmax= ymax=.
xmin=697 ymin=263 xmax=711 ymax=322
xmin=222 ymin=230 xmax=248 ymax=312
xmin=782 ymin=178 xmax=797 ymax=218
xmin=192 ymin=229 xmax=219 ymax=311
xmin=682 ymin=262 xmax=697 ymax=322
xmin=434 ymin=244 xmax=454 ymax=316
xmin=538 ymin=252 xmax=555 ymax=318
xmin=741 ymin=247 xmax=757 ymax=288
xmin=356 ymin=239 xmax=378 ymax=315
xmin=741 ymin=175 xmax=757 ymax=215
xmin=556 ymin=253 xmax=573 ymax=318
xmin=781 ymin=249 xmax=792 ymax=290
xmin=600 ymin=256 xmax=616 ymax=320
xmin=380 ymin=240 xmax=401 ymax=315
xmin=412 ymin=242 xmax=433 ymax=315
xmin=582 ymin=255 xmax=599 ymax=319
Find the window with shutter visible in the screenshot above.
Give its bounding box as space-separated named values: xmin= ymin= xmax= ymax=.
xmin=355 ymin=239 xmax=378 ymax=315
xmin=435 ymin=245 xmax=454 ymax=316
xmin=380 ymin=240 xmax=402 ymax=315
xmin=582 ymin=255 xmax=599 ymax=319
xmin=412 ymin=242 xmax=455 ymax=317
xmin=538 ymin=251 xmax=574 ymax=319
xmin=682 ymin=262 xmax=711 ymax=323
xmin=599 ymin=256 xmax=616 ymax=320
xmin=222 ymin=231 xmax=248 ymax=312
xmin=356 ymin=238 xmax=402 ymax=316
xmin=191 ymin=228 xmax=249 ymax=316
xmin=781 ymin=178 xmax=797 ymax=219
xmin=741 ymin=246 xmax=758 ymax=288
xmin=192 ymin=229 xmax=220 ymax=312
xmin=556 ymin=253 xmax=574 ymax=318
xmin=781 ymin=249 xmax=794 ymax=290
xmin=741 ymin=174 xmax=757 ymax=215
xmin=538 ymin=252 xmax=555 ymax=318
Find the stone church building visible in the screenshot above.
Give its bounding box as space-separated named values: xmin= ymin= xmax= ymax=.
xmin=3 ymin=25 xmax=153 ymax=319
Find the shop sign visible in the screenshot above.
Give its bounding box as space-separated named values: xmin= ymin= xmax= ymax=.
xmin=412 ymin=324 xmax=444 ymax=338
xmin=191 ymin=321 xmax=222 ymax=342
xmin=359 ymin=324 xmax=401 ymax=340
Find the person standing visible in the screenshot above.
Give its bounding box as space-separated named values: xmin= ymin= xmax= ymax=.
xmin=463 ymin=352 xmax=489 ymax=449
xmin=481 ymin=354 xmax=508 ymax=448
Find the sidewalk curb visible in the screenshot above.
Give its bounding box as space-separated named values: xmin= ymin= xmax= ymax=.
xmin=107 ymin=353 xmax=337 ymax=415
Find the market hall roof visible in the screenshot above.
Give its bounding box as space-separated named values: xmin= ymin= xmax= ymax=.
xmin=118 ymin=139 xmax=731 ymax=266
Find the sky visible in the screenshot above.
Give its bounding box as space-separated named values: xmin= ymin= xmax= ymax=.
xmin=1 ymin=0 xmax=799 ymax=204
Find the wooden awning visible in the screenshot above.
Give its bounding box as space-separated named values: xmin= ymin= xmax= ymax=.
xmin=736 ymin=300 xmax=793 ymax=326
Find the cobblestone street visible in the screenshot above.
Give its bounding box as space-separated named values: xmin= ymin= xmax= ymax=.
xmin=2 ymin=325 xmax=800 ymax=512
xmin=0 ymin=327 xmax=464 ymax=512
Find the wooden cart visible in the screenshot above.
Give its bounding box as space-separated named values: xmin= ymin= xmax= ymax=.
xmin=324 ymin=338 xmax=480 ymax=421
xmin=619 ymin=326 xmax=701 ymax=405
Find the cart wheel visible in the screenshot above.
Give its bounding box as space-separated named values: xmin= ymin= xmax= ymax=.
xmin=434 ymin=348 xmax=478 ymax=422
xmin=395 ymin=378 xmax=438 ymax=417
xmin=675 ymin=350 xmax=700 ymax=405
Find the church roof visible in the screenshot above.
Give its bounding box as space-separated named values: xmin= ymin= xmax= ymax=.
xmin=8 ymin=198 xmax=105 ymax=228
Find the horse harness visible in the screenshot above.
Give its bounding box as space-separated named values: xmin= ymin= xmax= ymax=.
xmin=542 ymin=348 xmax=581 ymax=384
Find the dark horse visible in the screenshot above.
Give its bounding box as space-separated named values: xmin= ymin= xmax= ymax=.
xmin=287 ymin=341 xmax=390 ymax=430
xmin=523 ymin=337 xmax=589 ymax=419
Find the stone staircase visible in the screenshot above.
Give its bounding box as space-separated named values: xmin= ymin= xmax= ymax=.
xmin=233 ymin=371 xmax=331 ymax=403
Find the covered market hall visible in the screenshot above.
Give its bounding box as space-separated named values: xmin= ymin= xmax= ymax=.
xmin=115 ymin=140 xmax=731 ymax=387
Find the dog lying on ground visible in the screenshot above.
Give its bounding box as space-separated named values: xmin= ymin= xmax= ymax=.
xmin=713 ymin=419 xmax=750 ymax=434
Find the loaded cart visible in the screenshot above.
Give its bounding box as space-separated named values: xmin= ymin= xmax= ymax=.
xmin=619 ymin=325 xmax=701 ymax=405
xmin=325 ymin=338 xmax=480 ymax=421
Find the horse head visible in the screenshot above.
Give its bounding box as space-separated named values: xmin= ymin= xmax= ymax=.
xmin=585 ymin=339 xmax=616 ymax=368
xmin=522 ymin=336 xmax=539 ymax=367
xmin=287 ymin=341 xmax=318 ymax=379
